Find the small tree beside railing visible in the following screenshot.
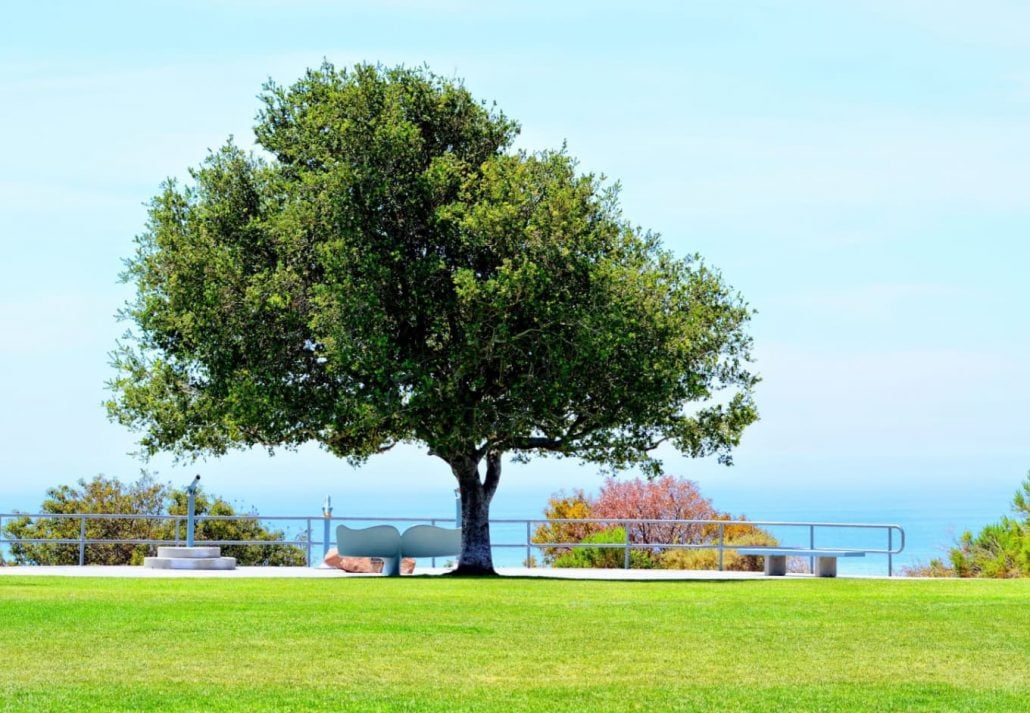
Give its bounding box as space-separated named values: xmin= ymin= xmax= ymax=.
xmin=1 ymin=475 xmax=306 ymax=566
xmin=532 ymin=476 xmax=778 ymax=571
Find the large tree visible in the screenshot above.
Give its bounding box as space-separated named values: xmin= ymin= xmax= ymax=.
xmin=108 ymin=62 xmax=758 ymax=574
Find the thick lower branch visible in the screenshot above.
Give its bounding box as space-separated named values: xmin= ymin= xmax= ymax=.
xmin=484 ymin=450 xmax=501 ymax=500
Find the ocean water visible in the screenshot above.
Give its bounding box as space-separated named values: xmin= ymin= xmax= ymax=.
xmin=209 ymin=481 xmax=1019 ymax=576
xmin=2 ymin=477 xmax=1018 ymax=577
xmin=470 ymin=493 xmax=1001 ymax=576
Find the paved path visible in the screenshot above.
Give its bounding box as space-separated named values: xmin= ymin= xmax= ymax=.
xmin=0 ymin=565 xmax=813 ymax=580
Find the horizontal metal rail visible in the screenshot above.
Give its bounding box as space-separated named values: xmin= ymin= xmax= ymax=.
xmin=0 ymin=512 xmax=904 ymax=575
xmin=503 ymin=517 xmax=904 ymax=575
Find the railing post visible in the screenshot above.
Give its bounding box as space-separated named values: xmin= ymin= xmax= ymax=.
xmin=430 ymin=519 xmax=437 ymax=567
xmin=306 ymin=518 xmax=313 ymax=567
xmin=718 ymin=522 xmax=724 ymax=571
xmin=809 ymin=525 xmax=815 ymax=574
xmin=322 ymin=495 xmax=333 ymax=560
xmin=526 ymin=521 xmax=532 ymax=567
xmin=624 ymin=526 xmax=630 ymax=569
xmin=888 ymin=527 xmax=893 ymax=577
xmin=79 ymin=516 xmax=86 ymax=566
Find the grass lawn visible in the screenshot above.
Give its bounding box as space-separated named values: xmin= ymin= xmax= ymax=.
xmin=0 ymin=576 xmax=1027 ymax=712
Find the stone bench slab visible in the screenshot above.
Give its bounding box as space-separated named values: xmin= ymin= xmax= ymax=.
xmin=736 ymin=548 xmax=866 ymax=558
xmin=736 ymin=548 xmax=866 ymax=578
xmin=156 ymin=546 xmax=222 ymax=559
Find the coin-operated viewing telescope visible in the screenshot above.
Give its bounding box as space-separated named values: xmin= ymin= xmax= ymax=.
xmin=143 ymin=474 xmax=235 ymax=570
xmin=185 ymin=475 xmax=201 ymax=547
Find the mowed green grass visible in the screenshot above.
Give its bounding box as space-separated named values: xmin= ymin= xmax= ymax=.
xmin=1 ymin=576 xmax=1027 ymax=712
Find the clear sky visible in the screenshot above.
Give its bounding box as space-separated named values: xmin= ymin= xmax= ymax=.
xmin=1 ymin=1 xmax=1027 ymax=521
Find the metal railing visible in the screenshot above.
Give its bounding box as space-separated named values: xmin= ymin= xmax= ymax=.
xmin=0 ymin=512 xmax=456 ymax=568
xmin=502 ymin=517 xmax=905 ymax=576
xmin=0 ymin=512 xmax=904 ymax=575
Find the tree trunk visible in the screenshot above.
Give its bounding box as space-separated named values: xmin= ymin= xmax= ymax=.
xmin=449 ymin=451 xmax=502 ymax=576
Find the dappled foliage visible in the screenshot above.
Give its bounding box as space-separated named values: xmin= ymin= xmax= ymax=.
xmin=533 ymin=475 xmax=774 ymax=570
xmin=2 ymin=475 xmax=306 ymax=566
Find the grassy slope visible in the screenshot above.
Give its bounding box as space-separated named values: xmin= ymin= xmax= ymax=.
xmin=0 ymin=576 xmax=1027 ymax=712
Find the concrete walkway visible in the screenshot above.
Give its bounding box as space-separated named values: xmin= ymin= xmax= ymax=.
xmin=0 ymin=565 xmax=804 ymax=580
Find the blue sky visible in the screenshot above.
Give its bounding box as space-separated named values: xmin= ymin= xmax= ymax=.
xmin=1 ymin=1 xmax=1027 ymax=522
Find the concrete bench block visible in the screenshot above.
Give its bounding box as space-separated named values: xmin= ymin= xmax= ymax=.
xmin=815 ymin=556 xmax=838 ymax=577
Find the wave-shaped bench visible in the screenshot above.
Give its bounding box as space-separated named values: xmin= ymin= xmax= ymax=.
xmin=736 ymin=548 xmax=865 ymax=577
xmin=336 ymin=524 xmax=462 ymax=576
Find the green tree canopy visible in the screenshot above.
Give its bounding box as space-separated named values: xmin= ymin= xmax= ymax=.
xmin=108 ymin=62 xmax=758 ymax=574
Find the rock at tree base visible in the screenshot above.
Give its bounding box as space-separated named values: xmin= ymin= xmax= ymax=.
xmin=323 ymin=548 xmax=415 ymax=574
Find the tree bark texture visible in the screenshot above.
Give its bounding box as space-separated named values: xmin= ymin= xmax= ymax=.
xmin=449 ymin=451 xmax=501 ymax=575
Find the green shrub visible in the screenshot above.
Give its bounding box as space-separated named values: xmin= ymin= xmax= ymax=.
xmin=531 ymin=489 xmax=602 ymax=564
xmin=552 ymin=527 xmax=656 ymax=569
xmin=901 ymin=559 xmax=954 ymax=577
xmin=659 ymin=530 xmax=779 ymax=572
xmin=948 ymin=474 xmax=1030 ymax=578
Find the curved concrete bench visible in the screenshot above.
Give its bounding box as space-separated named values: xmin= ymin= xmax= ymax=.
xmin=336 ymin=524 xmax=461 ymax=576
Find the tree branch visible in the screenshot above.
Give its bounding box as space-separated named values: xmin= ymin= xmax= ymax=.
xmin=508 ymin=413 xmax=592 ymax=452
xmin=484 ymin=450 xmax=502 ymax=500
xmin=513 ymin=436 xmax=565 ymax=451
